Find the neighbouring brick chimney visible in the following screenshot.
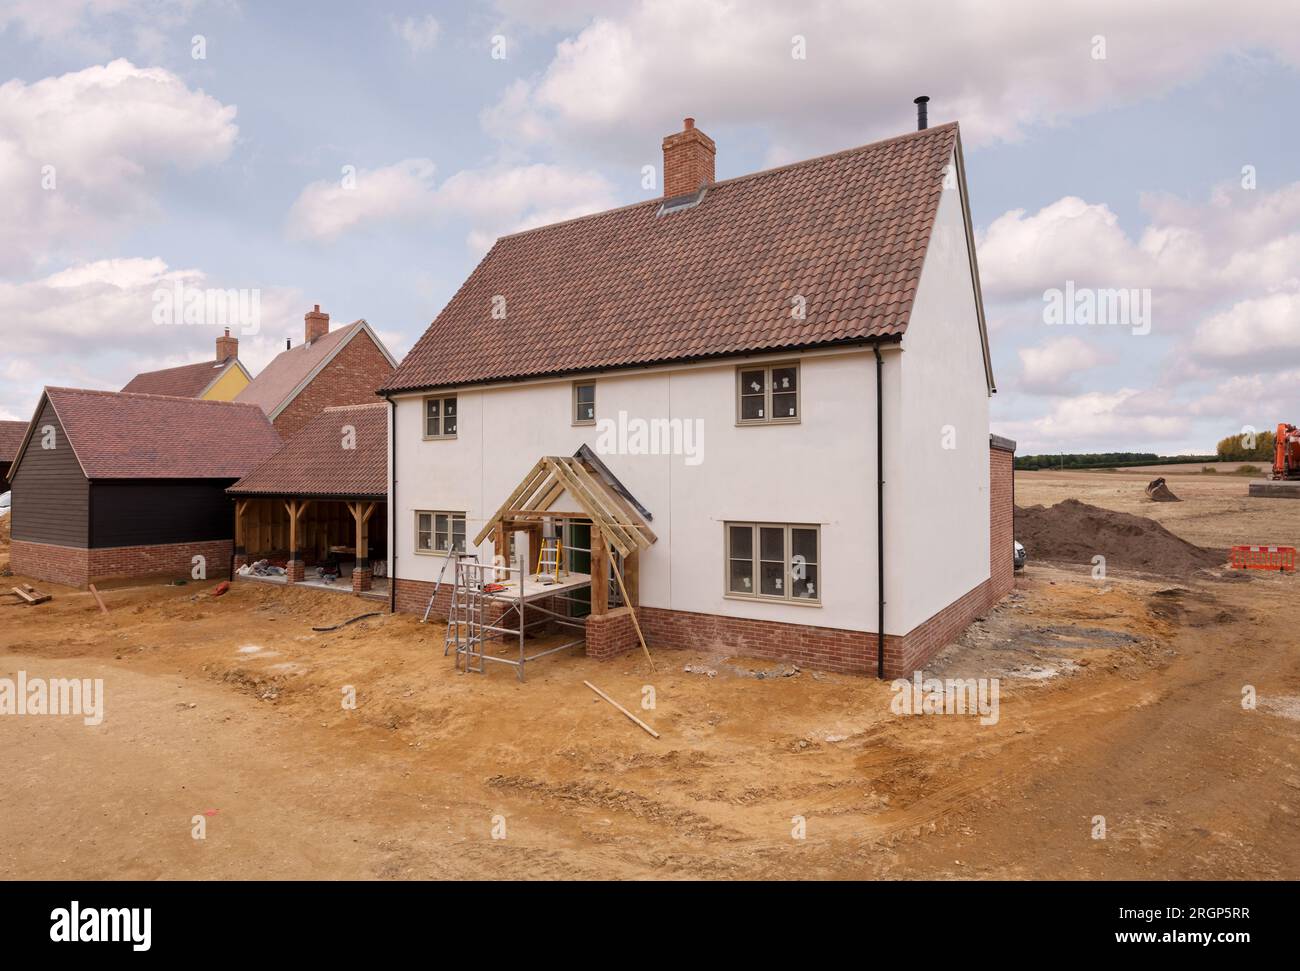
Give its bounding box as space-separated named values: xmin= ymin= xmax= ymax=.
xmin=662 ymin=117 xmax=715 ymax=198
xmin=305 ymin=304 xmax=329 ymax=344
xmin=215 ymin=327 xmax=238 ymax=362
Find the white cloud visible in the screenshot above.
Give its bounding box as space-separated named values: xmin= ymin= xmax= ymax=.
xmin=0 ymin=59 xmax=238 ymax=275
xmin=287 ymin=158 xmax=439 ymax=242
xmin=1191 ymin=292 xmax=1300 ymax=368
xmin=0 ymin=2 xmax=204 ymax=62
xmin=0 ymin=256 xmax=302 ymax=420
xmin=392 ymin=14 xmax=440 ymax=52
xmin=979 ymin=184 xmax=1300 ymax=308
xmin=995 ymin=388 xmax=1189 ymax=455
xmin=1017 ymin=336 xmax=1112 ymax=394
xmin=482 ymin=0 xmax=1300 ymax=163
xmin=287 ymin=159 xmax=617 ymax=252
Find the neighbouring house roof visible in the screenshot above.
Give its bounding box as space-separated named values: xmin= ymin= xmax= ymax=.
xmin=122 ymin=356 xmax=250 ymax=398
xmin=13 ymin=388 xmax=282 ymax=480
xmin=0 ymin=420 xmax=27 ymax=463
xmin=236 ymin=320 xmax=397 ymax=420
xmin=228 ymin=403 xmax=388 ymax=498
xmin=382 ymin=122 xmax=985 ymax=395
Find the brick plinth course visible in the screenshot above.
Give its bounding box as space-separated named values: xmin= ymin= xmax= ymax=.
xmin=11 ymin=538 xmax=232 ymax=589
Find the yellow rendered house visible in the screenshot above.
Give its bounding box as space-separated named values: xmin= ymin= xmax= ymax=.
xmin=121 ymin=328 xmax=252 ymax=400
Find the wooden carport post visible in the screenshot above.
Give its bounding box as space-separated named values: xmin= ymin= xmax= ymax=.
xmin=349 ymin=501 xmax=377 ymax=593
xmin=234 ymin=500 xmax=250 ymax=571
xmin=285 ymin=499 xmax=312 ymax=583
xmin=590 ymin=536 xmax=609 ymax=615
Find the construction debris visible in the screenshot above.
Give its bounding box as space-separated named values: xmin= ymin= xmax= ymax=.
xmin=211 ymin=581 xmax=231 ymax=597
xmin=11 ymin=584 xmax=51 ymax=605
xmin=88 ymin=584 xmax=109 ymax=614
xmin=583 ymin=680 xmax=660 ymax=738
xmin=239 ymin=559 xmax=286 ymax=578
xmin=1145 ymin=477 xmax=1181 ymax=502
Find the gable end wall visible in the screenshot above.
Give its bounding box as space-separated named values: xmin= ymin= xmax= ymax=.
xmin=273 ymin=332 xmax=395 ymax=439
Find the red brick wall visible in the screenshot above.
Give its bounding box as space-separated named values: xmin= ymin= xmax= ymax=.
xmin=585 ymin=607 xmax=639 ymax=660
xmin=273 ymin=331 xmax=394 ymax=439
xmin=989 ymin=443 xmax=1015 ymax=601
xmin=11 ymin=538 xmax=232 ymax=588
xmin=395 ymin=576 xmax=449 ymax=618
xmin=10 ymin=540 xmax=89 ymax=588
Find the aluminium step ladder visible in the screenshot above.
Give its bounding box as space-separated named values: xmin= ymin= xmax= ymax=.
xmin=535 ymin=536 xmax=564 ymax=581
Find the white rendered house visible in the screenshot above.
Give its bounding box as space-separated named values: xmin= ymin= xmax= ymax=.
xmin=380 ymin=114 xmax=1014 ymax=678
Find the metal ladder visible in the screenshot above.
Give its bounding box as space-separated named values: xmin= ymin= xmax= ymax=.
xmin=447 ymin=560 xmax=488 ymax=673
xmin=425 ymin=550 xmax=474 ymax=624
xmin=535 ymin=536 xmax=563 ymax=581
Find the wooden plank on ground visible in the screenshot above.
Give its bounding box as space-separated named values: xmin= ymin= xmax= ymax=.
xmin=12 ymin=586 xmax=51 ymax=605
xmin=583 ymin=681 xmax=660 ymax=738
xmin=88 ymin=583 xmax=109 ymax=614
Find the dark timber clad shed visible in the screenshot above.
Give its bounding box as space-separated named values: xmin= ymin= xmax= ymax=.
xmin=7 ymin=388 xmax=282 ymax=587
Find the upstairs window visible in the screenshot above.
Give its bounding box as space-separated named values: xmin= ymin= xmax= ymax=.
xmin=424 ymin=395 xmax=458 ymax=439
xmin=573 ymin=381 xmax=596 ymax=425
xmin=737 ymin=363 xmax=799 ymax=424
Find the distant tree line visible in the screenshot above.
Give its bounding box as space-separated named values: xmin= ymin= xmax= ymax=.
xmin=1215 ymin=430 xmax=1275 ymax=462
xmin=1015 ymin=452 xmax=1214 ymax=471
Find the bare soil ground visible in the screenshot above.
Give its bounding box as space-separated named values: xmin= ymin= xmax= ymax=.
xmin=1 ymin=473 xmax=1297 ymax=880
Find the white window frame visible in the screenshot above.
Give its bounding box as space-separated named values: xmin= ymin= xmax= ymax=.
xmin=736 ymin=362 xmax=800 ymax=425
xmin=423 ymin=395 xmax=458 ymax=440
xmin=724 ymin=521 xmax=821 ymax=604
xmin=415 ymin=510 xmax=466 ymax=555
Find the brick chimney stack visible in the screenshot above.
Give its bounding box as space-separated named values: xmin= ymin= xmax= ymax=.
xmin=662 ymin=117 xmax=715 ymax=198
xmin=305 ymin=304 xmax=329 ymax=344
xmin=216 ymin=327 xmax=238 ymax=362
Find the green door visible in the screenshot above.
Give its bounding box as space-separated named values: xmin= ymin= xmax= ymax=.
xmin=567 ymin=521 xmax=592 ymax=617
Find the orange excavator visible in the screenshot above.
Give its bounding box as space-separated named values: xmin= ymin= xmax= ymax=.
xmin=1273 ymin=423 xmax=1300 ymax=480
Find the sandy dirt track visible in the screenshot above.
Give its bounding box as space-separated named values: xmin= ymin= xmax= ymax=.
xmin=1 ymin=473 xmax=1297 ymax=880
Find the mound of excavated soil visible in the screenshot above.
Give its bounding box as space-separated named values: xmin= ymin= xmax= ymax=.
xmin=1016 ymin=499 xmax=1224 ymax=575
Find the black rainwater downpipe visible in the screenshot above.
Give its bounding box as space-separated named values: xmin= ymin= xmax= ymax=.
xmin=388 ymin=394 xmax=397 ymax=614
xmin=874 ymin=345 xmax=886 ymax=679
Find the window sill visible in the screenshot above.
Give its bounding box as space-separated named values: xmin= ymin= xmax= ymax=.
xmin=421 ymin=435 xmax=458 ymax=442
xmin=735 ymin=418 xmax=801 ymax=427
xmin=724 ymin=592 xmax=821 ymax=608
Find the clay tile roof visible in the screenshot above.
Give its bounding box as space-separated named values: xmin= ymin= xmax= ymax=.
xmin=40 ymin=388 xmax=282 ymax=479
xmin=227 ymin=403 xmax=388 ymax=497
xmin=0 ymin=420 xmax=27 ymax=462
xmin=236 ymin=320 xmax=377 ymax=417
xmin=381 ymin=123 xmax=960 ymax=394
xmin=122 ymin=358 xmax=238 ymax=397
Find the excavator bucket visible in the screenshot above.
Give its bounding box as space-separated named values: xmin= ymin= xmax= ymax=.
xmin=1145 ymin=477 xmax=1181 ymax=502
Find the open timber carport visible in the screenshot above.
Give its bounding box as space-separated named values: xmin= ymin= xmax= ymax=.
xmin=227 ymin=403 xmax=388 ymax=598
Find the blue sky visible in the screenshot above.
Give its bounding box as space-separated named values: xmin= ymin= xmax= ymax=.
xmin=2 ymin=0 xmax=1298 ymax=455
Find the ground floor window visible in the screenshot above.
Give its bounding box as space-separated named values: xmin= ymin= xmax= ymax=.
xmin=725 ymin=522 xmax=820 ymax=603
xmin=416 ymin=511 xmax=466 ymax=553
